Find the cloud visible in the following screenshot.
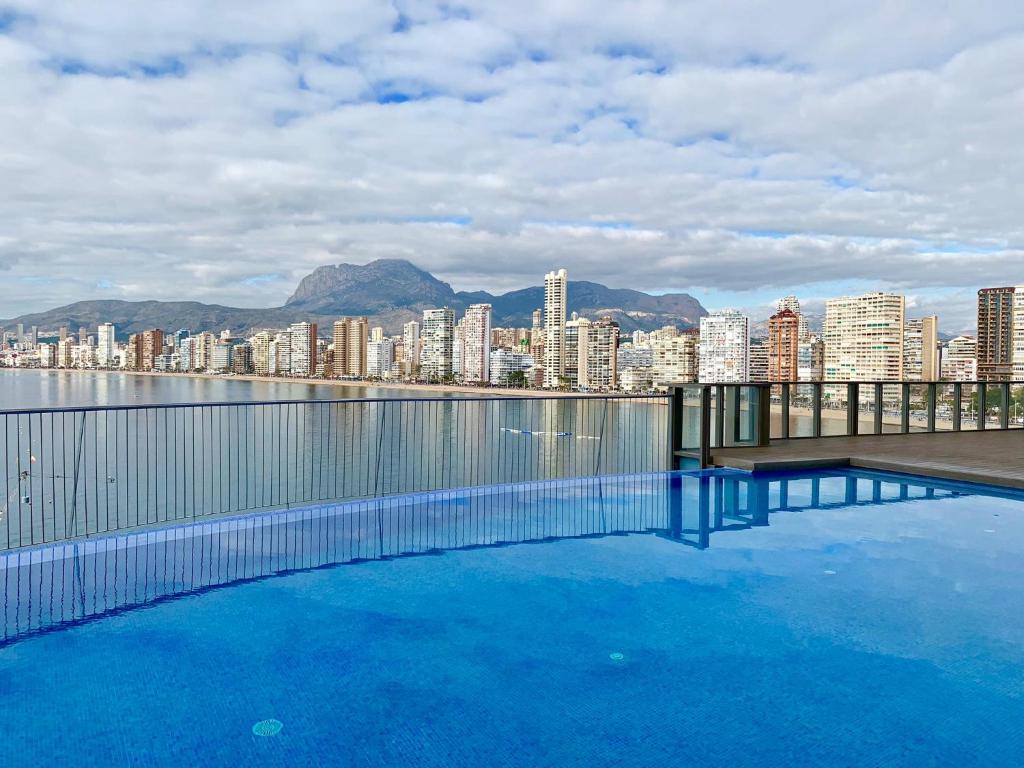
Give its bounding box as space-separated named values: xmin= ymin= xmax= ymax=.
xmin=1 ymin=1 xmax=1024 ymax=329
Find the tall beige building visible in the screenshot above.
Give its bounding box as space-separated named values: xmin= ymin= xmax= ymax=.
xmin=543 ymin=269 xmax=568 ymax=388
xmin=332 ymin=317 xmax=368 ymax=377
xmin=651 ymin=331 xmax=698 ymax=387
xmin=823 ymin=292 xmax=905 ymax=381
xmin=461 ymin=304 xmax=492 ymax=384
xmin=903 ymin=316 xmax=939 ymax=381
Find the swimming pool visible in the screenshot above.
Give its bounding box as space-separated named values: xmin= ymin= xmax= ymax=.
xmin=3 ymin=468 xmax=1023 ymax=766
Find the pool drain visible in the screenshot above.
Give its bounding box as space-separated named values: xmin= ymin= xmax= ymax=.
xmin=252 ymin=719 xmax=283 ymax=737
xmin=609 ymin=652 xmax=625 ymax=662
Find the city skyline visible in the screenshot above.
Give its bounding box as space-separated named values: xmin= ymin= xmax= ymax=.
xmin=2 ymin=3 xmax=1023 ymax=333
xmin=5 ymin=265 xmax=1017 ymax=391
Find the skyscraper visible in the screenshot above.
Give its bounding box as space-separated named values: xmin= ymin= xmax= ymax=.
xmin=777 ymin=295 xmax=809 ymax=340
xmin=749 ymin=341 xmax=769 ymax=382
xmin=767 ymin=308 xmax=800 ymax=381
xmin=976 ymin=287 xmax=1021 ymax=380
xmin=650 ymin=330 xmax=698 ymax=387
xmin=140 ymin=329 xmax=164 ymax=371
xmin=288 ymin=322 xmax=317 ymax=377
xmin=250 ymin=331 xmax=273 ymax=375
xmin=421 ymin=308 xmax=455 ymax=382
xmin=96 ymin=323 xmax=116 ymax=368
xmin=461 ymin=304 xmax=492 ymax=384
xmin=698 ymin=310 xmax=749 ymax=383
xmin=903 ymin=316 xmax=940 ymax=381
xmin=367 ymin=338 xmax=394 ymax=378
xmin=823 ymin=292 xmax=905 ymax=381
xmin=332 ymin=317 xmax=368 ymax=377
xmin=943 ymin=335 xmax=977 ymax=381
xmin=543 ymin=269 xmax=568 ymax=388
xmin=403 ymin=321 xmax=420 ymax=377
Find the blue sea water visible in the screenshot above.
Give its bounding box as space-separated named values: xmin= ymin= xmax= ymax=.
xmin=2 ymin=469 xmax=1024 ymax=767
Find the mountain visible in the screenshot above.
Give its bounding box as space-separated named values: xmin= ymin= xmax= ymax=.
xmin=0 ymin=259 xmax=707 ymax=337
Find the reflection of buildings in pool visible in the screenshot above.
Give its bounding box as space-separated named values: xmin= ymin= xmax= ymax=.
xmin=662 ymin=470 xmax=967 ymax=550
xmin=0 ymin=470 xmax=973 ymax=645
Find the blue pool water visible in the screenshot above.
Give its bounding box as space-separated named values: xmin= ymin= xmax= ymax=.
xmin=3 ymin=469 xmax=1024 ymax=766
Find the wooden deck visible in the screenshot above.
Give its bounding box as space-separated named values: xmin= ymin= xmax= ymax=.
xmin=711 ymin=429 xmax=1024 ymax=489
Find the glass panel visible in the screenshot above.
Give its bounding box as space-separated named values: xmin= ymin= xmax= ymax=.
xmin=820 ymin=384 xmax=847 ymax=436
xmin=789 ymin=383 xmax=816 ymax=437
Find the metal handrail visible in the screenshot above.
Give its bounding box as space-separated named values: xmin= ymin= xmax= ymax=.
xmin=0 ymin=392 xmax=669 ymax=417
xmin=667 ymin=380 xmax=1024 ymax=469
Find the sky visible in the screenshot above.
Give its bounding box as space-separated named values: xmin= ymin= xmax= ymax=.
xmin=2 ymin=1 xmax=1024 ymax=333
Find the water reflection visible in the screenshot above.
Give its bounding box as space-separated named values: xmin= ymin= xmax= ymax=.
xmin=0 ymin=469 xmax=981 ymax=644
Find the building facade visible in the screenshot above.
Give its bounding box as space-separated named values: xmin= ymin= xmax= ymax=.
xmin=421 ymin=308 xmax=455 ymax=382
xmin=823 ymin=292 xmax=905 ymax=381
xmin=903 ymin=316 xmax=940 ymax=381
xmin=542 ymin=269 xmax=568 ymax=388
xmin=767 ymin=308 xmax=800 ymax=381
xmin=698 ymin=310 xmax=749 ymax=383
xmin=461 ymin=304 xmax=492 ymax=384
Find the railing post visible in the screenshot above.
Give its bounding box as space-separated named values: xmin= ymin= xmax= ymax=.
xmin=1000 ymin=382 xmax=1010 ymax=429
xmin=977 ymin=382 xmax=987 ymax=431
xmin=952 ymin=383 xmax=962 ymax=431
xmin=700 ymin=386 xmax=712 ymax=469
xmin=812 ymin=383 xmax=822 ymax=438
xmin=780 ymin=383 xmax=790 ymax=440
xmin=668 ymin=386 xmax=684 ymax=470
xmin=846 ymin=383 xmax=859 ymax=436
xmin=874 ymin=383 xmax=883 ymax=435
xmin=926 ymin=383 xmax=936 ymax=432
xmin=900 ymin=383 xmax=911 ymax=433
xmin=757 ymin=384 xmax=771 ymax=447
xmin=714 ymin=385 xmax=724 ymax=448
xmin=730 ymin=386 xmax=742 ymax=443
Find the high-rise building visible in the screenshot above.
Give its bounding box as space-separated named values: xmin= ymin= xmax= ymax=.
xmin=370 ymin=326 xmax=385 ymax=343
xmin=530 ymin=309 xmax=545 ymax=364
xmin=140 ymin=329 xmax=164 ymax=371
xmin=193 ymin=332 xmax=215 ymax=371
xmin=797 ymin=335 xmax=824 ymax=382
xmin=210 ymin=340 xmax=232 ymax=372
xmin=489 ymin=349 xmax=535 ymax=385
xmin=39 ymin=343 xmax=57 ymax=368
xmin=367 ymin=338 xmax=395 ymax=379
xmin=57 ymin=337 xmax=75 ymax=368
xmin=421 ymin=308 xmax=455 ymax=382
xmin=768 ymin=308 xmax=800 ymax=381
xmin=618 ymin=345 xmax=654 ymax=370
xmin=823 ymin=292 xmax=905 ymax=381
xmin=749 ymin=341 xmax=769 ymax=382
xmin=649 ymin=331 xmax=699 ymax=388
xmin=461 ymin=304 xmax=492 ymax=384
xmin=250 ymin=331 xmax=273 ymax=375
xmin=270 ymin=332 xmax=291 ymax=375
xmin=543 ymin=269 xmax=568 ymax=388
xmin=976 ymin=287 xmax=1017 ymax=380
xmin=777 ymin=295 xmax=809 ymax=340
xmin=125 ymin=334 xmax=141 ymax=370
xmin=943 ymin=335 xmax=978 ymax=381
xmin=698 ymin=310 xmax=749 ymax=383
xmin=332 ymin=317 xmax=368 ymax=378
xmin=453 ymin=317 xmax=466 ymax=379
xmin=566 ymin=316 xmax=619 ymax=390
xmin=903 ymin=316 xmax=940 ymax=381
xmin=288 ymin=322 xmax=317 ymax=377
xmin=231 ymin=344 xmax=253 ymax=374
xmin=96 ymin=323 xmax=116 ymax=368
xmin=402 ymin=321 xmax=420 ymax=377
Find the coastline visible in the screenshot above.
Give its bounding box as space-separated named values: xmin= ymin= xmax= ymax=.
xmin=3 ymin=367 xmax=620 ymax=399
